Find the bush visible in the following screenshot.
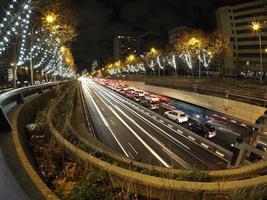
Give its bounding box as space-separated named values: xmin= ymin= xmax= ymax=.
xmin=65 ymin=173 xmax=113 ymax=200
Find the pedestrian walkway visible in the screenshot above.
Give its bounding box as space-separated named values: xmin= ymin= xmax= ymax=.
xmin=0 ymin=149 xmax=28 ymax=200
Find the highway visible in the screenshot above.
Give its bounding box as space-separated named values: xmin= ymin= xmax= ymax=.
xmin=158 ymin=98 xmax=252 ymax=151
xmin=80 ymin=78 xmax=229 ymax=170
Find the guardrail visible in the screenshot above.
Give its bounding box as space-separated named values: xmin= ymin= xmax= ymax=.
xmin=0 ymin=82 xmax=60 ymax=132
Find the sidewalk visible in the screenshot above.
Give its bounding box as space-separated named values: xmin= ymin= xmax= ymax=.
xmin=0 ymin=139 xmax=29 ymax=200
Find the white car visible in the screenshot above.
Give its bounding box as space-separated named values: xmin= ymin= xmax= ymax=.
xmin=164 ymin=110 xmax=188 ymax=123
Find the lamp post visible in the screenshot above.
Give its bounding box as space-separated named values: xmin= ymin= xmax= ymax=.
xmin=252 ymin=21 xmax=263 ymax=82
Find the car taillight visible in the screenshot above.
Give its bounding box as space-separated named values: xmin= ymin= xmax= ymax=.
xmin=209 ymin=131 xmax=214 ymax=135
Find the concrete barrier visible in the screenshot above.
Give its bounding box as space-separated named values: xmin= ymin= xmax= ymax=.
xmin=123 ymin=81 xmax=265 ymax=125
xmin=12 ymin=91 xmax=59 ymax=200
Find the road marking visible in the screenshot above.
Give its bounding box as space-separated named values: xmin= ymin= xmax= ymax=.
xmin=177 ymin=129 xmax=183 ymax=134
xmin=201 ymin=143 xmax=209 ymax=149
xmin=105 ymin=92 xmax=190 ymax=151
xmin=168 ymin=124 xmax=173 ymax=128
xmin=231 ymin=120 xmax=237 ymax=123
xmin=162 ymin=147 xmax=191 ymax=169
xmin=110 ymin=120 xmax=115 ymax=126
xmin=95 ymin=91 xmax=171 ymax=168
xmin=128 ymin=151 xmax=135 ymax=159
xmin=241 ymin=123 xmax=247 ymax=127
xmin=113 ymin=105 xmax=170 ymax=168
xmin=159 ymin=119 xmax=164 ymax=123
xmin=188 ymin=136 xmax=195 ymax=141
xmin=215 ymin=151 xmax=225 ymax=157
xmin=152 ymin=116 xmax=156 ymax=119
xmin=90 ymin=80 xmax=231 ymax=166
xmin=83 ymin=88 xmax=129 ymax=158
xmin=128 ymin=143 xmax=138 ymax=155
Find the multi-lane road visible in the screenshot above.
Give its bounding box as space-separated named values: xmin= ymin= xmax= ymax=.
xmin=80 ymin=78 xmax=230 ymax=170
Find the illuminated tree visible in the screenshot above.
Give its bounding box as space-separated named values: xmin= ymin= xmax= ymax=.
xmin=207 ymin=31 xmax=230 ymax=65
xmin=41 ymin=0 xmax=77 ymax=44
xmin=175 ymin=30 xmax=207 ymax=69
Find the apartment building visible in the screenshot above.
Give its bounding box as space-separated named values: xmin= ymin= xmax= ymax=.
xmin=216 ymin=0 xmax=267 ymax=77
xmin=113 ymin=36 xmax=139 ymax=61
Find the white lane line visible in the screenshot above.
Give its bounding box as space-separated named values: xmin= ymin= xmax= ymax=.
xmin=241 ymin=123 xmax=247 ymax=127
xmin=94 ymin=91 xmax=171 ymax=168
xmin=103 ymin=91 xmax=190 ymax=151
xmin=159 ymin=119 xmax=164 ymax=123
xmin=162 ymin=147 xmax=191 ymax=169
xmin=92 ymin=80 xmax=231 ymax=165
xmin=112 ymin=105 xmax=171 ymax=168
xmin=231 ymin=120 xmax=237 ymax=123
xmin=201 ymin=143 xmax=209 ymax=149
xmin=114 ymin=105 xmax=191 ymax=168
xmin=128 ymin=151 xmax=135 ymax=159
xmin=188 ymin=136 xmax=196 ymax=141
xmin=215 ymin=151 xmax=225 ymax=157
xmin=84 ymin=87 xmax=129 ymax=158
xmin=110 ymin=120 xmax=116 ymax=126
xmin=128 ymin=143 xmax=138 ymax=155
xmin=98 ymin=91 xmax=207 ymax=168
xmin=177 ymin=129 xmax=183 ymax=134
xmin=168 ymin=124 xmax=173 ymax=128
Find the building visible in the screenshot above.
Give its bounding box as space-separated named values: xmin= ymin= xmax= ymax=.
xmin=168 ymin=26 xmax=193 ymax=44
xmin=216 ymin=0 xmax=267 ymax=77
xmin=113 ymin=36 xmax=139 ymax=61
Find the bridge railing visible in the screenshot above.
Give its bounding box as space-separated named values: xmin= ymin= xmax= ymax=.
xmin=0 ymin=82 xmax=61 ymax=131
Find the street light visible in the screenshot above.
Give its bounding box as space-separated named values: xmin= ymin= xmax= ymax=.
xmin=45 ymin=14 xmax=56 ymax=24
xmin=127 ymin=54 xmax=136 ymax=62
xmin=251 ymin=21 xmax=263 ymax=82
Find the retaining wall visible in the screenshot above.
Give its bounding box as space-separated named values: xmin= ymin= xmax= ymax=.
xmin=123 ymin=81 xmax=265 ymax=124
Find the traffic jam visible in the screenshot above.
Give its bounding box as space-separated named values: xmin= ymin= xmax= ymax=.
xmin=95 ymin=79 xmax=218 ymax=140
xmin=93 ymin=78 xmax=267 ymax=162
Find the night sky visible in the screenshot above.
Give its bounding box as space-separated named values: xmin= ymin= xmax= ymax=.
xmin=70 ymin=0 xmax=251 ymax=71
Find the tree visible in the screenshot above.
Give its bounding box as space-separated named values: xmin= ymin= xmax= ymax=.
xmin=175 ymin=30 xmax=207 ymax=70
xmin=41 ymin=1 xmax=78 ymax=44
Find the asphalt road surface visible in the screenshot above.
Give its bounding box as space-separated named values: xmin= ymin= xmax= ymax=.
xmin=80 ymin=78 xmax=229 ymax=170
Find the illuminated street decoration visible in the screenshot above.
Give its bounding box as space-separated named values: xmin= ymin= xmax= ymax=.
xmin=198 ymin=49 xmax=212 ymax=68
xmin=157 ymin=56 xmax=165 ymax=69
xmin=0 ymin=0 xmax=30 ymax=56
xmin=0 ymin=0 xmax=76 ymax=80
xmin=17 ymin=0 xmax=32 ymax=66
xmin=180 ymin=53 xmax=192 ymax=69
xmin=0 ymin=0 xmax=18 ymax=34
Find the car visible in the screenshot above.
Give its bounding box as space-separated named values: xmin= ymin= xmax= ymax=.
xmin=145 ymin=94 xmax=160 ymax=102
xmin=164 ymin=110 xmax=188 ymax=123
xmin=132 ymin=94 xmax=142 ymax=102
xmin=189 ymin=122 xmax=216 ymax=138
xmin=125 ymin=91 xmax=135 ymax=98
xmin=134 ymin=89 xmax=146 ymax=97
xmin=140 ymin=99 xmax=159 ymax=110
